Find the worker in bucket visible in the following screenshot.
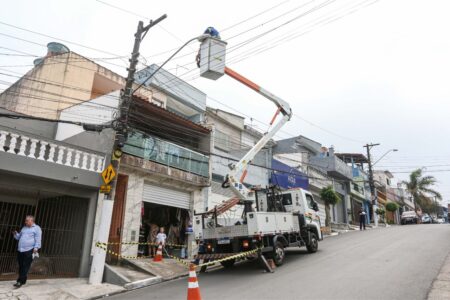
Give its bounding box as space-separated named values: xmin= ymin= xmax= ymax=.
xmin=196 ymin=26 xmax=221 ymax=67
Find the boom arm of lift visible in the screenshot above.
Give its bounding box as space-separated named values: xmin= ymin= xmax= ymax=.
xmin=222 ymin=67 xmax=292 ymax=202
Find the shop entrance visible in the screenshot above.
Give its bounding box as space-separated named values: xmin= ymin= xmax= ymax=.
xmin=138 ymin=202 xmax=190 ymax=258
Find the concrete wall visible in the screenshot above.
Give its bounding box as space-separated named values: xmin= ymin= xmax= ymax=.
xmin=0 ymin=108 xmax=57 ymax=139
xmin=0 ymin=52 xmax=155 ymax=120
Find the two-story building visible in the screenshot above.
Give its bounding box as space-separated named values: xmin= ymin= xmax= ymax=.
xmin=0 ymin=43 xmax=211 ymax=282
xmin=273 ymin=136 xmax=352 ymax=227
xmin=204 ymin=108 xmax=272 ymax=224
xmin=0 ymin=43 xmax=115 ymax=280
xmin=336 ymin=153 xmax=372 ymax=225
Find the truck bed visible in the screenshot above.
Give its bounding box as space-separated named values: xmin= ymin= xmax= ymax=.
xmin=201 ymin=212 xmax=300 ymax=240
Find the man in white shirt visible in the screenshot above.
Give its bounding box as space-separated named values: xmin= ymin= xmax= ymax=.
xmin=12 ymin=215 xmax=42 ymax=288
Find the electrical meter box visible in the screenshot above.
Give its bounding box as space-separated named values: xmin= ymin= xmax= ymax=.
xmin=199 ymin=37 xmax=227 ymax=80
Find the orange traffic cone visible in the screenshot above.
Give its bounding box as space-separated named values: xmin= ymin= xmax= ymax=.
xmin=153 ymin=243 xmax=163 ymax=262
xmin=187 ymin=264 xmax=202 ymax=300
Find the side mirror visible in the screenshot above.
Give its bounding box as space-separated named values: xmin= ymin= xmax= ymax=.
xmin=312 ymin=202 xmax=319 ymax=212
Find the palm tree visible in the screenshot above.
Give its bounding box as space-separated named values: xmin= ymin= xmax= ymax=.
xmin=402 ymin=168 xmax=442 ymax=214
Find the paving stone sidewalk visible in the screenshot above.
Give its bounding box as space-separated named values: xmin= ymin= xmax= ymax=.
xmin=0 ymin=278 xmax=124 ymax=300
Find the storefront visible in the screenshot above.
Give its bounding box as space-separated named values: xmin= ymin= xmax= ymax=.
xmin=138 ymin=183 xmax=191 ymax=258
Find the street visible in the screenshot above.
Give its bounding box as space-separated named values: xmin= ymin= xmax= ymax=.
xmin=110 ymin=225 xmax=450 ymax=300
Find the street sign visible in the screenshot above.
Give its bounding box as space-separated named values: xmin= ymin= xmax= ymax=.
xmin=101 ymin=164 xmax=116 ymax=185
xmin=100 ymin=185 xmax=111 ymax=194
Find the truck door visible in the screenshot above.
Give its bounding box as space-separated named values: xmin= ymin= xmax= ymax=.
xmin=281 ymin=193 xmax=293 ymax=212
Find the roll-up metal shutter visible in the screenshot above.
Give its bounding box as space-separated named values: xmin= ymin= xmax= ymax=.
xmin=143 ymin=183 xmax=191 ymax=209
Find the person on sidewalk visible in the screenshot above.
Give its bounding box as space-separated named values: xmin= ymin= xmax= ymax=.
xmin=359 ymin=208 xmax=367 ymax=230
xmin=12 ymin=215 xmax=42 ymax=288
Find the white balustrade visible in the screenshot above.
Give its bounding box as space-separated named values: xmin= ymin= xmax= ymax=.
xmin=0 ymin=131 xmax=7 ymax=152
xmin=56 ymin=146 xmax=66 ymax=164
xmin=0 ymin=129 xmax=105 ymax=173
xmin=74 ymin=150 xmax=82 ymax=168
xmin=88 ymin=154 xmax=97 ymax=171
xmin=47 ymin=143 xmax=57 ymax=162
xmin=96 ymin=155 xmax=104 ymax=172
xmin=7 ymin=133 xmax=19 ymax=154
xmin=81 ymin=153 xmax=89 ymax=170
xmin=18 ymin=136 xmax=29 ymax=156
xmin=65 ymin=148 xmax=74 ymax=167
xmin=29 ymin=139 xmax=39 ymax=158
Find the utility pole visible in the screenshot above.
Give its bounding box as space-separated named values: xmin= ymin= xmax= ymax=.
xmin=364 ymin=143 xmax=380 ymax=227
xmin=89 ymin=14 xmax=167 ymax=285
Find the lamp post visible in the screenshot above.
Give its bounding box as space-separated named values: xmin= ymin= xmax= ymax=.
xmin=364 ymin=145 xmax=398 ymax=227
xmin=372 ymin=149 xmax=398 ymax=167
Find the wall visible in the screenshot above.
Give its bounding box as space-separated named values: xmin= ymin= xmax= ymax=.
xmin=135 ymin=64 xmax=206 ymax=117
xmin=55 ymin=91 xmax=119 ymax=141
xmin=0 ymin=108 xmax=57 ymax=139
xmin=0 ymin=53 xmax=124 ymax=119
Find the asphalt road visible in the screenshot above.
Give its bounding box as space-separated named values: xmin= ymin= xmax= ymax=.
xmin=110 ymin=225 xmax=450 ymax=300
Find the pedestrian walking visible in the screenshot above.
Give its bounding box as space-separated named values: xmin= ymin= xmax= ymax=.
xmin=359 ymin=208 xmax=367 ymax=230
xmin=12 ymin=215 xmax=42 ymax=288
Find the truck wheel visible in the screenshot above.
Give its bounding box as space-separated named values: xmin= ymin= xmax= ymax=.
xmin=307 ymin=233 xmax=318 ymax=253
xmin=220 ymin=259 xmax=235 ymax=268
xmin=273 ymin=241 xmax=285 ymax=266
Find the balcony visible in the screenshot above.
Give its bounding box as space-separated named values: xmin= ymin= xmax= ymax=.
xmin=0 ymin=126 xmax=106 ymax=188
xmin=310 ymin=155 xmax=353 ymax=180
xmin=123 ymin=131 xmax=209 ymax=179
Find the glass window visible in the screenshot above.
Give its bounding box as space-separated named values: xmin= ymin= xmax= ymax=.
xmin=282 ymin=194 xmax=292 ymax=206
xmin=305 ymin=194 xmax=315 ymax=209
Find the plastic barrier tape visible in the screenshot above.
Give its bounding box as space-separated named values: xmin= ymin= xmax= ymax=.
xmin=95 ymin=242 xmax=262 ymax=268
xmin=96 ymin=241 xmax=186 ymax=248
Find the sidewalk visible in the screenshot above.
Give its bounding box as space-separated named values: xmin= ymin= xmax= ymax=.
xmin=0 ymin=278 xmax=124 ymax=300
xmin=428 ymin=253 xmax=450 ymax=299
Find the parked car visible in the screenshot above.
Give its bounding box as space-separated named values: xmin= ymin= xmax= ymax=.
xmin=401 ymin=211 xmax=418 ymax=225
xmin=436 ymin=218 xmax=445 ymax=224
xmin=422 ymin=214 xmax=432 ymax=224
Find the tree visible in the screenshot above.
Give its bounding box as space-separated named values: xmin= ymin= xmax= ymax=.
xmin=385 ymin=202 xmax=399 ymax=212
xmin=320 ymin=185 xmax=341 ymax=227
xmin=402 ymin=168 xmax=442 ymax=214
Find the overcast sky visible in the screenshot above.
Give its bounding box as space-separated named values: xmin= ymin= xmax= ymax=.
xmin=1 ymin=0 xmax=449 ymax=203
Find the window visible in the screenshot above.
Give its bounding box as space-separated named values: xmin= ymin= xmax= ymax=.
xmin=151 ymin=97 xmax=164 ymax=107
xmin=282 ymin=194 xmax=293 ymax=206
xmin=215 ymin=130 xmax=230 ymax=151
xmin=306 ymin=194 xmax=315 ymax=209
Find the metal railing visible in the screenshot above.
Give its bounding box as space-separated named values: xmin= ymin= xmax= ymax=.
xmin=0 ymin=127 xmax=106 ymax=173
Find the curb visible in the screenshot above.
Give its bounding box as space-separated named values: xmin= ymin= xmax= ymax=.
xmin=427 ymin=252 xmax=450 ymax=300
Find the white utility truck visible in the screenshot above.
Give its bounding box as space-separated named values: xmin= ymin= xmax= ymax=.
xmin=194 ymin=34 xmax=322 ymax=271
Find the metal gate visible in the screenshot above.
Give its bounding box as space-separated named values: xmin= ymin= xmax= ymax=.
xmin=143 ymin=183 xmax=191 ymax=209
xmin=0 ymin=196 xmax=88 ymax=280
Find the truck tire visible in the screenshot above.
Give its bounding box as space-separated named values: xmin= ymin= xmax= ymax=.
xmin=220 ymin=259 xmax=235 ymax=268
xmin=306 ymin=233 xmax=318 ymax=253
xmin=273 ymin=241 xmax=285 ymax=266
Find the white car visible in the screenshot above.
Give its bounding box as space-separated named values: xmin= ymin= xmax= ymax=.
xmin=436 ymin=218 xmax=445 ymax=224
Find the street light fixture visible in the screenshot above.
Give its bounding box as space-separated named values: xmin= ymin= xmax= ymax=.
xmin=372 ymin=148 xmax=398 ymax=166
